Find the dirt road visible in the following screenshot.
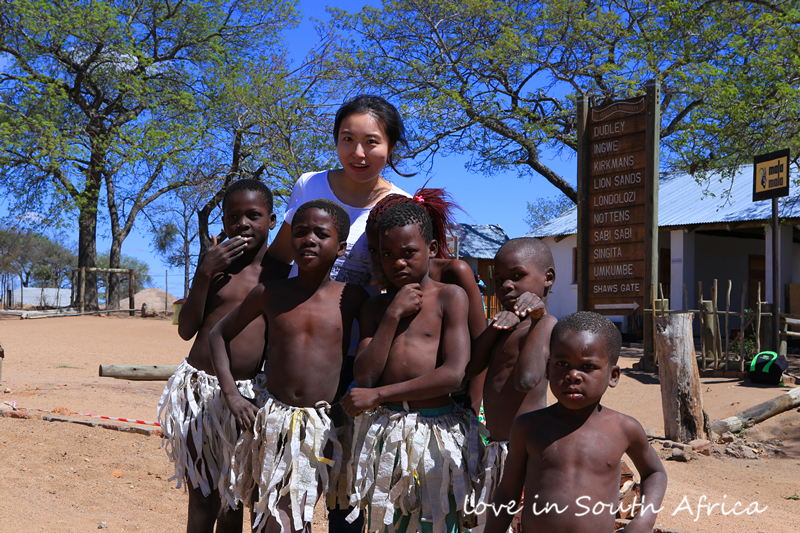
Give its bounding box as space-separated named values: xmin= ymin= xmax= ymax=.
xmin=1 ymin=315 xmax=798 ymax=532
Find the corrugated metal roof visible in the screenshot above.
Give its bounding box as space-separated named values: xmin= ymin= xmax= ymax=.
xmin=527 ymin=165 xmax=800 ymax=238
xmin=452 ymin=224 xmax=509 ymax=259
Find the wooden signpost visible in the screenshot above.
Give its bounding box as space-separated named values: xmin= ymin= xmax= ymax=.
xmin=577 ymin=82 xmax=659 ymax=368
xmin=753 ymin=148 xmax=791 ymax=350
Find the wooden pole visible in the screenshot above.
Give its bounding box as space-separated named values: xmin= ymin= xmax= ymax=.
xmin=698 ymin=281 xmax=705 ymax=370
xmin=711 ymin=280 xmax=720 ymax=369
xmin=165 ymin=270 xmax=168 ymax=316
xmin=725 ymin=280 xmax=732 ymax=370
xmin=756 ymin=282 xmax=762 ymax=353
xmin=684 ymin=282 xmax=688 ymax=312
xmin=740 ymin=282 xmax=747 ymax=371
xmin=576 ymin=96 xmax=589 ymax=313
xmin=651 ymin=282 xmax=657 ymax=368
xmin=700 ymin=301 xmax=714 ymax=367
xmin=99 ymin=364 xmax=179 ymax=381
xmin=709 ymin=387 xmax=800 ymax=436
xmin=772 ymin=197 xmax=780 ymax=352
xmin=129 ymin=269 xmax=135 ymax=317
xmin=760 ymin=303 xmax=773 ymax=353
xmin=643 ymin=80 xmax=660 ymax=374
xmin=655 ymin=312 xmax=707 ymax=442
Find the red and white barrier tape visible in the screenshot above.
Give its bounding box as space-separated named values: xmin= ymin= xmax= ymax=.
xmin=3 ymin=401 xmax=160 ymax=427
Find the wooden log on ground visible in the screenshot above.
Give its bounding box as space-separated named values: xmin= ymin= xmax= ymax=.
xmin=656 ymin=312 xmax=707 ymax=442
xmin=709 ymin=386 xmax=800 ymax=436
xmin=99 ymin=364 xmax=178 ymax=380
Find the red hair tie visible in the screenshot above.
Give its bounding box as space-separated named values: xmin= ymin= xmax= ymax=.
xmin=414 ymin=195 xmax=425 ymax=203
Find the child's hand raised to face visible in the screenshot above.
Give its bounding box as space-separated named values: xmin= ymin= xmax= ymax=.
xmin=513 ymin=291 xmax=546 ymax=319
xmin=200 ymin=235 xmax=250 ymax=275
xmin=387 ymin=283 xmax=423 ymax=320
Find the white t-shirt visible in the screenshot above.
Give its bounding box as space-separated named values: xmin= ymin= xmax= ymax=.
xmin=283 ymin=170 xmax=411 ymax=293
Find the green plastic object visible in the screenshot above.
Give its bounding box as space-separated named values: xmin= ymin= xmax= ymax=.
xmin=750 ymin=351 xmax=778 ymax=373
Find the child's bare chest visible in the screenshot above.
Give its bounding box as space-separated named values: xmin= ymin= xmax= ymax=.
xmin=535 ymin=422 xmax=625 ymax=478
xmin=271 ymin=287 xmax=345 ymax=335
xmin=209 ymin=266 xmax=262 ymax=310
xmin=393 ymin=303 xmax=443 ymax=343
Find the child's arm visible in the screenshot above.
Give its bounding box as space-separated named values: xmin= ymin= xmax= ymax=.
xmin=465 ymin=310 xmax=519 ymax=379
xmin=484 ymin=415 xmax=528 ymax=533
xmin=208 ymin=285 xmax=267 ymax=431
xmin=265 ymin=222 xmax=293 ymax=265
xmin=621 ymin=417 xmax=668 ymax=533
xmin=178 ymin=235 xmax=250 ymax=340
xmin=352 ymin=285 xmax=424 ymax=388
xmin=345 ymin=286 xmax=469 ymax=414
xmin=443 ymin=259 xmax=487 ymax=340
xmin=512 ymin=313 xmax=557 ymax=392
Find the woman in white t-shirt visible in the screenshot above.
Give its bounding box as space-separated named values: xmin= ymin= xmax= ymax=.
xmin=267 ymin=95 xmax=411 ymax=287
xmin=265 ymin=94 xmax=411 ymax=533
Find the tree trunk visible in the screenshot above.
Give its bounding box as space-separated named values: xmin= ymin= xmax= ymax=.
xmin=107 ymin=236 xmax=122 ymax=310
xmin=78 ymin=201 xmax=99 ymax=311
xmin=197 ymin=130 xmax=243 ymax=259
xmin=655 ymin=312 xmax=707 ymax=442
xmin=183 ymin=221 xmax=191 ymax=298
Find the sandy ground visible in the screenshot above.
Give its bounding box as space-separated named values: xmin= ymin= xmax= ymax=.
xmin=0 ymin=315 xmax=799 ymax=533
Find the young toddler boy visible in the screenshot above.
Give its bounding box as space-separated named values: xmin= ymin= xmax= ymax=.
xmin=342 ymin=203 xmax=484 ymax=533
xmin=158 ymin=179 xmax=288 ymax=533
xmin=485 ymin=311 xmax=667 ymax=533
xmin=209 ymin=198 xmax=367 ymax=533
xmin=467 ymin=238 xmax=557 ymax=507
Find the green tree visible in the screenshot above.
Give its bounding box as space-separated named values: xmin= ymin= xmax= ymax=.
xmin=146 ymin=185 xmax=208 ymax=298
xmin=0 ymin=0 xmax=300 ymax=311
xmin=0 ymin=226 xmax=76 ymax=289
xmin=190 ymin=34 xmax=343 ymax=259
xmin=332 ymin=0 xmax=800 ymax=200
xmin=525 ymin=194 xmax=574 ymax=231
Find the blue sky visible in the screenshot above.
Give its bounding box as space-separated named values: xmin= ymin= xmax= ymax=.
xmin=2 ymin=0 xmax=577 ymax=297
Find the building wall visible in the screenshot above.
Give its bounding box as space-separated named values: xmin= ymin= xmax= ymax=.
xmin=542 ymin=234 xmax=578 ymax=320
xmin=11 ymin=288 xmax=71 ymax=308
xmin=694 ymin=233 xmax=764 ymax=313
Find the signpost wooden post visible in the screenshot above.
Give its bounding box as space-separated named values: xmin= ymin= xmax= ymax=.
xmin=577 ymin=82 xmax=660 ymax=369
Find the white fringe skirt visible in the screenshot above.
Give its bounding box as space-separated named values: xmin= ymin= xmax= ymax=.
xmin=157 ymin=359 xmax=255 ymax=509
xmin=234 ymin=386 xmax=341 ymax=533
xmin=344 ymin=403 xmax=487 ymax=533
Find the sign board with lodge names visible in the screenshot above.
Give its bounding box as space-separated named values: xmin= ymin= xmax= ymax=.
xmin=586 ymin=96 xmax=648 ymax=315
xmin=752 ymin=149 xmax=790 ymax=202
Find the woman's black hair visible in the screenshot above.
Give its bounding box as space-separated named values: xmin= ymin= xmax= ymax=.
xmin=332 ymin=94 xmax=414 ymax=177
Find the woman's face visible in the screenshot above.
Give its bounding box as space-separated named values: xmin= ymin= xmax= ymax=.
xmin=336 ymin=112 xmax=394 ymax=185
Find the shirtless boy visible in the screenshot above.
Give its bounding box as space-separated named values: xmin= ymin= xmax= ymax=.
xmin=467 ymin=238 xmax=557 ymax=506
xmin=485 ymin=312 xmax=667 ymax=533
xmin=159 ymin=179 xmax=288 ymax=533
xmin=209 ymin=198 xmax=367 ymax=533
xmin=342 ymin=203 xmax=483 ymax=533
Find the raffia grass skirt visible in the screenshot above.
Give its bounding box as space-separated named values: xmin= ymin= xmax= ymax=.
xmin=234 ymin=384 xmax=341 ymax=533
xmin=157 ymin=359 xmax=255 ymax=509
xmin=344 ymin=403 xmax=487 ymax=533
